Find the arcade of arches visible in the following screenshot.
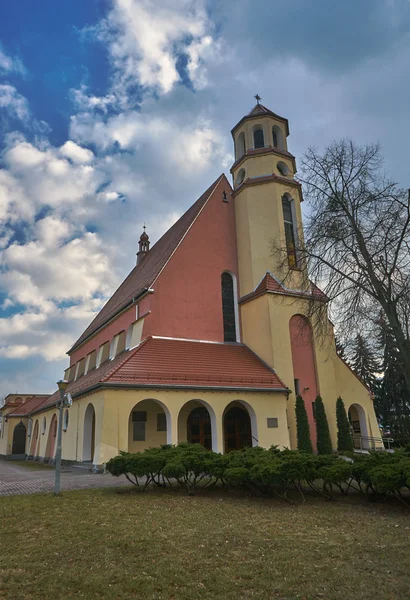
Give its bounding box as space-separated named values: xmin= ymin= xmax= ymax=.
xmin=127 ymin=399 xmax=258 ymax=454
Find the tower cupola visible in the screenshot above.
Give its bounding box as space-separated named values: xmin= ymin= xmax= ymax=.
xmin=137 ymin=225 xmax=150 ymax=265
xmin=230 ymin=94 xmax=296 ymax=191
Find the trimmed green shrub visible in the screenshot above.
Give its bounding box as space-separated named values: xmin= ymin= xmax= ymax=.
xmin=336 ymin=397 xmax=354 ymax=452
xmin=106 ymin=442 xmax=410 ymax=507
xmin=295 ymin=395 xmax=313 ymax=453
xmin=315 ymin=396 xmax=333 ymax=454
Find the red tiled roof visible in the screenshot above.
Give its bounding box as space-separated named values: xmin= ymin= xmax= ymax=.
xmin=33 ymin=338 xmax=288 ymax=413
xmin=239 ymin=272 xmax=329 ymax=305
xmin=103 ymin=337 xmax=288 ymax=390
xmin=69 ymin=174 xmax=227 ymax=353
xmin=6 ymin=395 xmax=50 ymax=416
xmin=31 ymin=348 xmax=139 ymax=413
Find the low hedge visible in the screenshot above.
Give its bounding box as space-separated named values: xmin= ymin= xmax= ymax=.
xmin=106 ymin=442 xmax=410 ymax=506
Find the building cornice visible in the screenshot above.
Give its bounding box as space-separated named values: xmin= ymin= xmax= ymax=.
xmin=231 ymin=174 xmax=303 ymax=200
xmin=230 ymin=146 xmax=296 ymax=174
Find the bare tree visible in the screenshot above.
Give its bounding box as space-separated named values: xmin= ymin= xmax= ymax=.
xmin=288 ymin=140 xmax=410 ymax=394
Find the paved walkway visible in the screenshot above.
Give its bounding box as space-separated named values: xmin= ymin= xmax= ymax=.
xmin=0 ymin=460 xmax=132 ymax=496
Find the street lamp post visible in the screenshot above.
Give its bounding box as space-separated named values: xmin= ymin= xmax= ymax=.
xmin=55 ymin=380 xmax=69 ymax=496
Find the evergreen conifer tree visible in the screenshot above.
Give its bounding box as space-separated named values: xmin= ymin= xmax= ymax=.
xmin=295 ymin=395 xmax=313 ymax=453
xmin=351 ymin=334 xmax=379 ymax=392
xmin=335 ymin=337 xmax=348 ymax=362
xmin=315 ymin=396 xmax=333 ymax=454
xmin=375 ymin=316 xmax=410 ymax=440
xmin=336 ymin=397 xmax=354 ymax=452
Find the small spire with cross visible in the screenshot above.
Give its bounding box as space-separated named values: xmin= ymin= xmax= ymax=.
xmin=254 ymin=93 xmax=261 ymax=105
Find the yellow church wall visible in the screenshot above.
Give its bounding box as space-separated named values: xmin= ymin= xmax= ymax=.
xmin=0 ymin=416 xmax=28 ymax=456
xmin=95 ymin=387 xmax=290 ymax=464
xmin=233 ymin=154 xmax=295 ymax=183
xmin=233 ymin=116 xmax=288 ymax=156
xmin=334 ymin=358 xmax=382 ymax=449
xmin=234 ymin=180 xmax=306 ymax=295
xmin=240 ymin=292 xmax=380 ymax=451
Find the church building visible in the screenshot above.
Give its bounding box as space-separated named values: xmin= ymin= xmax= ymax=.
xmin=0 ymin=100 xmax=381 ymax=466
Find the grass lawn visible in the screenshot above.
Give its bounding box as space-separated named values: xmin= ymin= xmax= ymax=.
xmin=0 ymin=488 xmax=409 ymax=600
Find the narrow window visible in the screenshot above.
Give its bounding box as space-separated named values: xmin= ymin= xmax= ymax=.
xmin=63 ymin=410 xmax=69 ymax=432
xmin=282 ymin=195 xmax=298 ymax=268
xmin=157 ymin=413 xmax=167 ymax=432
xmin=132 ymin=411 xmax=146 ymax=441
xmin=253 ymin=127 xmax=264 ymax=149
xmin=272 ymin=125 xmax=284 ymax=150
xmin=221 ymin=273 xmax=237 ymax=342
xmin=294 ymin=378 xmax=300 ymax=396
xmin=312 ymin=401 xmax=316 ymax=420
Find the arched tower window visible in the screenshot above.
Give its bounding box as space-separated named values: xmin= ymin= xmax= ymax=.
xmin=253 ymin=126 xmax=264 ymax=149
xmin=272 ymin=125 xmax=285 ymax=150
xmin=221 ymin=272 xmax=237 ymax=342
xmin=282 ymin=195 xmax=298 ymax=267
xmin=236 ymin=132 xmax=246 ymax=159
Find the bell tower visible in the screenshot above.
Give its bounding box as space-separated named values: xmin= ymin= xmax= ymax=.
xmin=231 ymin=96 xmax=307 ymax=297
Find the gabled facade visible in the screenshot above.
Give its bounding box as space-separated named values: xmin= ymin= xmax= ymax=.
xmin=1 ymin=100 xmax=381 ymax=466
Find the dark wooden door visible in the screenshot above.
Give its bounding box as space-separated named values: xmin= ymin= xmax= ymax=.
xmin=12 ymin=421 xmax=27 ymax=454
xmin=187 ymin=407 xmax=212 ymax=450
xmin=224 ymin=407 xmax=252 ymax=452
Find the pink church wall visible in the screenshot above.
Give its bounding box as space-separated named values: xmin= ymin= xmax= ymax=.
xmin=289 ymin=314 xmax=318 ymax=450
xmin=142 ymin=176 xmax=240 ymax=342
xmin=69 ymin=304 xmax=137 ymax=366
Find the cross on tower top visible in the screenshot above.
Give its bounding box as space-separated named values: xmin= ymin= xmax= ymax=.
xmin=254 ymin=93 xmax=261 ymax=104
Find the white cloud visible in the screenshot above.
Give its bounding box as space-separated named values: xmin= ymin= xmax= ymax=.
xmin=0 ymin=84 xmax=30 ymax=122
xmin=81 ymin=0 xmax=217 ymax=108
xmin=59 ymin=140 xmax=95 ymax=164
xmin=0 ymin=46 xmax=26 ymax=76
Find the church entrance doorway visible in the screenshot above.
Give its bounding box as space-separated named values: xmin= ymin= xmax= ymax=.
xmin=187 ymin=407 xmax=212 ymax=450
xmin=348 ymin=404 xmax=369 ymax=450
xmin=223 ymin=406 xmax=252 ymax=452
xmin=12 ymin=421 xmax=27 ymax=455
xmin=178 ymin=400 xmax=217 ymax=451
xmin=83 ymin=404 xmax=96 ymax=462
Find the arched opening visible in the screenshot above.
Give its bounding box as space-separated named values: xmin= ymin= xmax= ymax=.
xmin=223 ymin=402 xmax=253 ymax=452
xmin=348 ymin=404 xmax=369 ymax=449
xmin=45 ymin=414 xmax=57 ymax=460
xmin=289 ymin=315 xmax=318 ymax=451
xmin=83 ymin=404 xmax=96 ymax=462
xmin=272 ymin=125 xmax=285 ymax=150
xmin=236 ymin=132 xmax=246 ymax=159
xmin=29 ymin=420 xmax=39 ymax=456
xmin=221 ymin=272 xmax=238 ymax=342
xmin=282 ymin=194 xmax=298 ymax=268
xmin=253 ymin=126 xmax=264 ymax=149
xmin=178 ymin=400 xmax=217 ymax=451
xmin=128 ymin=399 xmax=171 ymax=452
xmin=12 ymin=421 xmax=26 ymax=455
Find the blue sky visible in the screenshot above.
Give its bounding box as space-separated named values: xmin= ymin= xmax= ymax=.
xmin=0 ymin=0 xmax=409 ymax=398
